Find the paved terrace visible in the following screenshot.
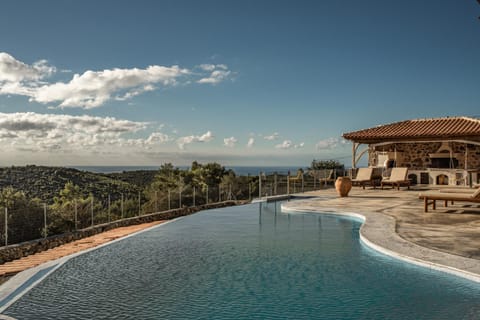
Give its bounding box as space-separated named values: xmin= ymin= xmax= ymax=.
xmin=284 ymin=186 xmax=480 ymax=282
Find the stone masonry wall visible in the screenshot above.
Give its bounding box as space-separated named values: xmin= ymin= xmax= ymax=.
xmin=369 ymin=142 xmax=480 ymax=170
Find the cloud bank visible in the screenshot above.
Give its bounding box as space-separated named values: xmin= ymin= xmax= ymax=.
xmin=0 ymin=112 xmax=152 ymax=152
xmin=0 ymin=52 xmax=233 ymax=109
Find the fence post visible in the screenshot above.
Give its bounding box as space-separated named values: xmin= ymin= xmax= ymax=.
xmin=168 ymin=190 xmax=171 ymax=210
xmin=155 ymin=191 xmax=158 ymax=212
xmin=4 ymin=207 xmax=8 ymax=246
xmin=314 ymin=173 xmax=317 ymax=190
xmin=74 ymin=199 xmax=78 ymax=230
xmin=193 ymin=186 xmax=196 ymax=207
xmin=121 ymin=193 xmax=124 ymax=218
xmin=274 ymin=173 xmax=277 ymax=195
xmin=91 ymin=197 xmax=94 ymax=227
xmin=301 ymin=173 xmax=304 ymax=193
xmin=287 ymin=171 xmax=290 ymax=195
xmin=43 ymin=203 xmax=47 ymax=238
xmin=258 ymin=172 xmax=262 ymax=199
xmin=108 ymin=194 xmax=111 ymax=222
xmin=179 ymin=188 xmax=182 ymax=208
xmin=138 ymin=191 xmax=141 ymax=216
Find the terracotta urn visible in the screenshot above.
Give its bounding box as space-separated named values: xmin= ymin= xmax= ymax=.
xmin=335 ymin=177 xmax=352 ymax=197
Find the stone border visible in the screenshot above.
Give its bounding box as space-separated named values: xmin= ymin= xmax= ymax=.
xmin=281 ymin=199 xmax=480 ymax=284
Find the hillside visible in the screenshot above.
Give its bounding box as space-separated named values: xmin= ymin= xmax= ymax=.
xmin=0 ymin=165 xmax=145 ymax=203
xmin=104 ymin=170 xmax=157 ymax=189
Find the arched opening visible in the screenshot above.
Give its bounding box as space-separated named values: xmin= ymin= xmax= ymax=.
xmin=436 ymin=174 xmax=449 ymax=185
xmin=408 ymin=174 xmax=417 ymax=185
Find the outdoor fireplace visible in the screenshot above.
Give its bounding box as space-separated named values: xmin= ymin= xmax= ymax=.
xmin=430 ymin=157 xmax=458 ymax=168
xmin=429 ymin=142 xmax=460 ymax=169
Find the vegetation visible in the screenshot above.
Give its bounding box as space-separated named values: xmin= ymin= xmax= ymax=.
xmin=0 ymin=187 xmax=44 ymax=243
xmin=0 ymin=165 xmax=140 ymax=203
xmin=310 ymin=159 xmax=345 ymax=170
xmin=0 ymin=162 xmax=258 ymax=245
xmin=0 ymin=162 xmax=328 ymax=245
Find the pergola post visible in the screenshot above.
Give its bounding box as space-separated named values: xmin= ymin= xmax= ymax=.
xmin=352 ymin=142 xmax=357 ymax=169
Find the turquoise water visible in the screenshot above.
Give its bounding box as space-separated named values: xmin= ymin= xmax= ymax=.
xmin=4 ymin=202 xmax=480 ymax=319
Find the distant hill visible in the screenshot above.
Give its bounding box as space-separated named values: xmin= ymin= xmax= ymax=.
xmin=104 ymin=170 xmax=157 ymax=189
xmin=0 ymin=165 xmax=152 ymax=203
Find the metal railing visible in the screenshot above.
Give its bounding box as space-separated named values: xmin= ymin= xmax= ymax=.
xmin=0 ymin=170 xmax=342 ymax=247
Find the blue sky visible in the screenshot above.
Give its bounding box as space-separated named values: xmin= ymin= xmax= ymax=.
xmin=0 ymin=0 xmax=479 ymax=166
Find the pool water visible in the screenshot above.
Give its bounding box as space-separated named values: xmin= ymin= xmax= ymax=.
xmin=4 ymin=202 xmax=480 ymax=319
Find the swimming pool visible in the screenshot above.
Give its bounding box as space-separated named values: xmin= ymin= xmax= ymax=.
xmin=3 ymin=202 xmax=480 ymax=319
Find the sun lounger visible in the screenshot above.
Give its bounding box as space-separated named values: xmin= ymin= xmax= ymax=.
xmin=351 ymin=168 xmax=374 ymax=189
xmin=309 ymin=169 xmax=335 ymax=185
xmin=438 ymin=187 xmax=477 ymax=193
xmin=381 ymin=167 xmax=410 ymax=190
xmin=418 ymin=188 xmax=480 ymax=212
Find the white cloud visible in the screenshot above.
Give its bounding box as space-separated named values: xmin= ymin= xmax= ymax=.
xmin=199 ymin=64 xmax=216 ymax=71
xmin=115 ymin=84 xmax=155 ymax=101
xmin=274 ymin=140 xmax=304 ymax=150
xmin=0 ymin=52 xmax=234 ymax=109
xmin=275 ymin=140 xmax=293 ymax=149
xmin=0 ymin=52 xmax=55 ymax=83
xmin=246 ymin=137 xmax=255 ymax=148
xmin=145 ymin=132 xmax=171 ymax=144
xmin=264 ymin=132 xmax=279 ymax=141
xmin=177 ymin=131 xmax=214 ymax=150
xmin=33 ymin=65 xmax=189 ymax=109
xmin=197 ymin=64 xmax=232 ymax=84
xmin=316 ymin=137 xmax=342 ymax=150
xmin=223 ymin=136 xmax=237 ymax=148
xmin=0 ymin=112 xmax=149 ymax=152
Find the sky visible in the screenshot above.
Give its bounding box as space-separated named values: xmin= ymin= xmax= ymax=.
xmin=0 ymin=0 xmax=479 ymax=167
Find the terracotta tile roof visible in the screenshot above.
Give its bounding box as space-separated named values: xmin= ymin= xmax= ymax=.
xmin=343 ymin=117 xmax=480 ymax=143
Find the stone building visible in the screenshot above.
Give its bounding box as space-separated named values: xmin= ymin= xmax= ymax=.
xmin=342 ymin=117 xmax=480 ymax=186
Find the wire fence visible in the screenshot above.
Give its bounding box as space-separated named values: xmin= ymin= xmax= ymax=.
xmin=0 ymin=169 xmax=349 ymax=247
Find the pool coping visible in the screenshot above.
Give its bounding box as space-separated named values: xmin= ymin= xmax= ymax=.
xmin=0 ymin=217 xmax=183 ymax=314
xmin=281 ymin=198 xmax=480 ymax=284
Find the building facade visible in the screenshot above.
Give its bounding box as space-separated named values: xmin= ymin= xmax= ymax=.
xmin=342 ymin=117 xmax=480 ymax=186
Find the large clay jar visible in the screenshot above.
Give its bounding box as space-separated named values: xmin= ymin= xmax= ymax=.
xmin=335 ymin=177 xmax=352 ymax=197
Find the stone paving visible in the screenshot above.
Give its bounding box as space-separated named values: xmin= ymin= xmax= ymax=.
xmin=283 ymin=185 xmax=480 ymax=281
xmin=0 ymin=220 xmax=165 ymax=281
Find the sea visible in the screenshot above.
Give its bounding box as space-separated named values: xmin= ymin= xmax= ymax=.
xmin=71 ymin=166 xmax=307 ymax=176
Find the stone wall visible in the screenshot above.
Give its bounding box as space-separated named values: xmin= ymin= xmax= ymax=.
xmin=0 ymin=200 xmax=247 ymax=266
xmin=369 ymin=142 xmax=480 ymax=170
